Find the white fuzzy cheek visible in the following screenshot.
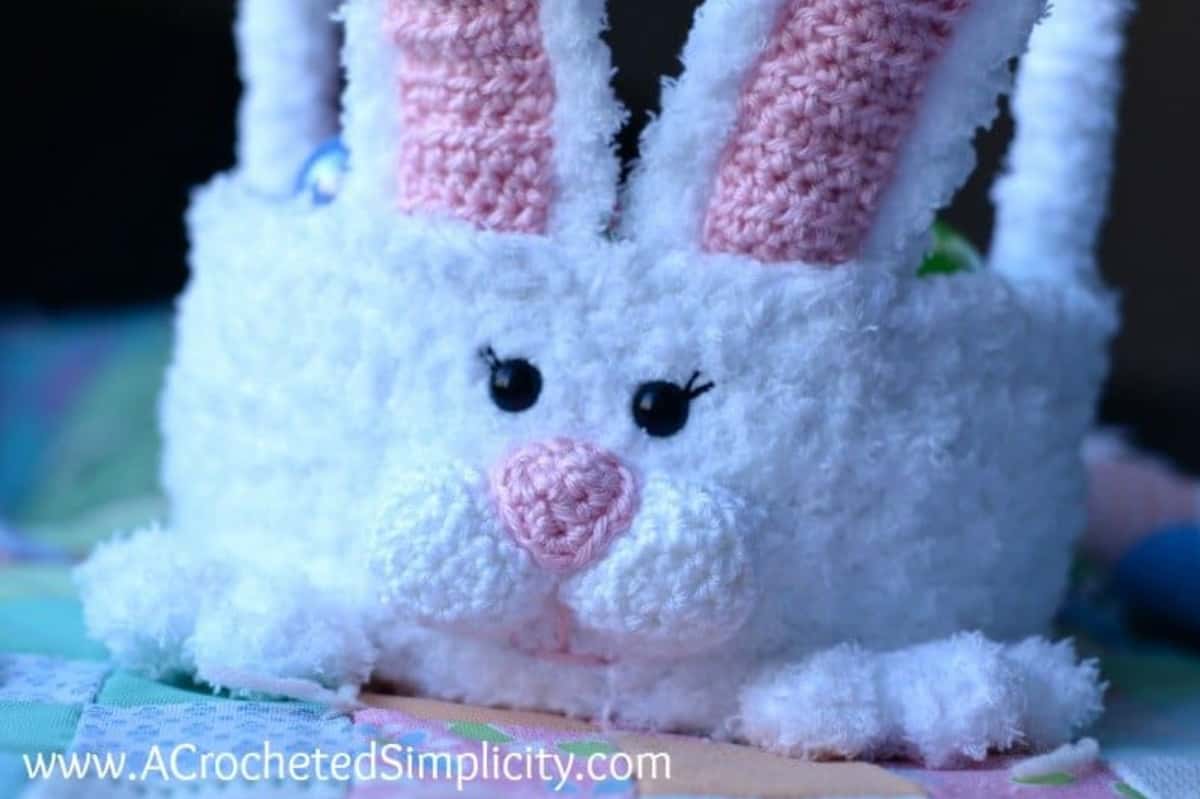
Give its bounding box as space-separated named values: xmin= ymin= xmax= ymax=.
xmin=561 ymin=476 xmax=758 ymax=657
xmin=370 ymin=465 xmax=556 ymax=631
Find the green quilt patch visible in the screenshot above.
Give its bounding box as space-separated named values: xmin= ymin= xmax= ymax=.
xmin=1012 ymin=771 xmax=1076 ymax=786
xmin=447 ymin=722 xmax=512 ymax=744
xmin=0 ymin=599 xmax=107 ymax=662
xmin=95 ymin=671 xmax=235 ymax=708
xmin=0 ymin=565 xmax=76 ymax=602
xmin=0 ymin=703 xmax=81 ymax=756
xmin=557 ymin=740 xmax=616 ymax=757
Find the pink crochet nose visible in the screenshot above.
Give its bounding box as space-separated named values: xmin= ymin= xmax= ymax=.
xmin=491 ymin=439 xmax=639 ymax=574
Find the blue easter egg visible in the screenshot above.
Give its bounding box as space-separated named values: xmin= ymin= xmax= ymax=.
xmin=296 ymin=139 xmax=349 ymax=205
xmin=1114 ymin=524 xmax=1200 ymax=634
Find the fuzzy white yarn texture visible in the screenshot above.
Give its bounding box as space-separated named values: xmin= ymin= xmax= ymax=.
xmin=77 ymin=0 xmax=1132 ymax=766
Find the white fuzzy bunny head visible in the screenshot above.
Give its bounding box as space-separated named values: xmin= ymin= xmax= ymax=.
xmin=174 ymin=0 xmax=1120 ymax=662
xmin=85 ymin=0 xmax=1132 ymax=757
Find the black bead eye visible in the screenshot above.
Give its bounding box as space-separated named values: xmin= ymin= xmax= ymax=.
xmin=632 ymin=372 xmax=715 ymax=438
xmin=481 ymin=347 xmax=542 ymax=413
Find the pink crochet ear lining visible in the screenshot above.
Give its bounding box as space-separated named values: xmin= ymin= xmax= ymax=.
xmin=703 ymin=0 xmax=972 ymax=265
xmin=387 ymin=0 xmax=556 ymax=235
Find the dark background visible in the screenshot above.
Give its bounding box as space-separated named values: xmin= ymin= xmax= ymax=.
xmin=10 ymin=0 xmax=1200 ymax=468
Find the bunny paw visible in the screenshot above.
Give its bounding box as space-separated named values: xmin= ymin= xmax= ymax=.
xmin=190 ymin=570 xmax=375 ymax=697
xmin=739 ymin=644 xmax=890 ymax=760
xmin=739 ymin=634 xmax=1103 ymax=766
xmin=77 ymin=525 xmax=226 ymax=676
xmin=878 ymin=634 xmax=1104 ymax=765
xmin=79 ymin=526 xmax=376 ymax=695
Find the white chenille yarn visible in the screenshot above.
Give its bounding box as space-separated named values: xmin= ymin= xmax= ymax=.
xmin=236 ymin=0 xmax=341 ymax=195
xmin=78 ymin=0 xmax=1132 ymax=764
xmin=992 ymin=0 xmax=1137 ymax=284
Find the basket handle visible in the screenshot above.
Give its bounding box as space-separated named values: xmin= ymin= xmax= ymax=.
xmin=235 ymin=0 xmax=342 ymax=195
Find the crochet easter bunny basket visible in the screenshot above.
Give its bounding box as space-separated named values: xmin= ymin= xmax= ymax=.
xmin=80 ymin=0 xmax=1134 ymax=765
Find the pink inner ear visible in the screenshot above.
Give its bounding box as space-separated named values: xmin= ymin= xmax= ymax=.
xmin=702 ymin=0 xmax=972 ymax=265
xmin=387 ymin=0 xmax=556 ymax=234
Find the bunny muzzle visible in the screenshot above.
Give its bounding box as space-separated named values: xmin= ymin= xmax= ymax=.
xmin=370 ymin=440 xmax=759 ymax=665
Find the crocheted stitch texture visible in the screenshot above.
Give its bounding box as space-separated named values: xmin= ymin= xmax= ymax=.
xmin=703 ymin=0 xmax=971 ymax=265
xmin=388 ymin=0 xmax=556 ymax=233
xmin=491 ymin=438 xmax=639 ymax=574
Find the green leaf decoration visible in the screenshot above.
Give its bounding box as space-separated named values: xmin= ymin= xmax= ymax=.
xmin=1114 ymin=782 xmax=1150 ymax=799
xmin=1012 ymin=771 xmax=1076 ymax=786
xmin=919 ymin=221 xmax=983 ymax=277
xmin=448 ymin=721 xmax=513 ymax=744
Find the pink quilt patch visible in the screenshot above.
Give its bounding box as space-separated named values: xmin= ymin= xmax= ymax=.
xmin=349 ymin=708 xmax=635 ymax=798
xmin=894 ymin=758 xmax=1139 ymax=799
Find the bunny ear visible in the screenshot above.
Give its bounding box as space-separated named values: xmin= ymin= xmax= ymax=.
xmin=341 ymin=0 xmax=623 ymax=239
xmin=622 ymin=0 xmax=1046 ymax=268
xmin=991 ymin=0 xmax=1134 ymax=284
xmin=236 ymin=0 xmax=342 ymax=195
